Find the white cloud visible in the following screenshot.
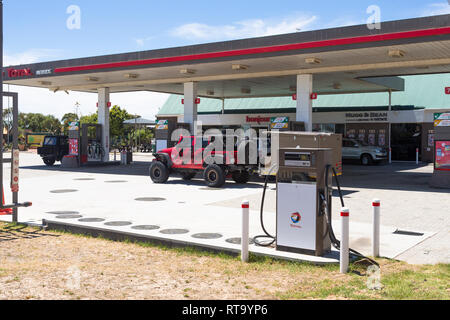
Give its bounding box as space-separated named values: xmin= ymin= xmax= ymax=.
xmin=170 ymin=14 xmax=317 ymax=41
xmin=422 ymin=2 xmax=450 ymax=16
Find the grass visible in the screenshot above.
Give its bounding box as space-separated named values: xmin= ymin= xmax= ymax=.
xmin=0 ymin=222 xmax=448 ymax=300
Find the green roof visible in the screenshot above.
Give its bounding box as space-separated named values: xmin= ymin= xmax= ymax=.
xmin=158 ymin=74 xmax=450 ymax=115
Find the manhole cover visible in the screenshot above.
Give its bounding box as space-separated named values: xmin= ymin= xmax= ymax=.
xmin=192 ymin=233 xmax=223 ymax=240
xmin=104 ymin=221 xmax=133 ymax=227
xmin=78 ymin=218 xmax=105 ymax=223
xmin=160 ymin=229 xmax=189 ymax=235
xmin=56 ymin=215 xmax=83 ymax=219
xmin=131 ymin=225 xmax=160 ymax=231
xmin=50 ymin=189 xmax=79 ymax=194
xmin=135 ymin=197 xmax=166 ymax=202
xmin=105 ymin=180 xmax=128 ymax=183
xmin=46 ymin=211 xmax=80 ymax=215
xmin=74 ymin=178 xmax=95 ymax=181
xmin=225 ymin=238 xmax=255 ymax=245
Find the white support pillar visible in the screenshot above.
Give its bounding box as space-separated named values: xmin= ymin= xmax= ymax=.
xmin=388 ymin=90 xmax=392 ymax=163
xmin=98 ymin=87 xmax=110 ymax=162
xmin=184 ymin=82 xmax=198 ymax=133
xmin=296 ymin=74 xmax=313 ymax=132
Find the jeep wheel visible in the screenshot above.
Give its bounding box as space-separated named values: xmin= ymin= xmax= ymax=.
xmin=43 ymin=158 xmax=56 ymax=166
xmin=203 ymin=165 xmax=225 ymax=188
xmin=361 ymin=154 xmax=373 ymax=166
xmin=232 ymin=171 xmax=250 ymax=184
xmin=149 ymin=161 xmax=169 ymax=183
xmin=181 ymin=172 xmax=196 ymax=180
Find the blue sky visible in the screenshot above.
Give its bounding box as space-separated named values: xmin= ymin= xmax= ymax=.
xmin=2 ymin=0 xmax=450 ymax=119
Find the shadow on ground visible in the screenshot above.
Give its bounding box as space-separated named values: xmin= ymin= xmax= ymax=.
xmin=0 ymin=224 xmax=60 ymax=243
xmin=21 ymin=160 xmax=445 ymax=193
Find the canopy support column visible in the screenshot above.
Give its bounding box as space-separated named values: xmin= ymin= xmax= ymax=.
xmin=184 ymin=82 xmax=198 ymax=132
xmin=98 ymin=87 xmax=110 ymax=162
xmin=296 ymin=74 xmax=313 ymax=132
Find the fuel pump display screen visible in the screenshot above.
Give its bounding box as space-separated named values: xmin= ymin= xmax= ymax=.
xmin=285 ymin=152 xmax=312 ymax=167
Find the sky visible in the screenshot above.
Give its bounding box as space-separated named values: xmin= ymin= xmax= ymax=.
xmin=2 ymin=0 xmax=450 ymax=119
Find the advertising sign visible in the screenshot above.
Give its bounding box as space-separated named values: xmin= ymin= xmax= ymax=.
xmin=368 ymin=130 xmax=376 ymax=146
xmin=26 ymin=134 xmax=46 ymax=147
xmin=69 ymin=139 xmax=79 ymax=156
xmin=358 ymin=130 xmax=366 ymax=142
xmin=270 ymin=117 xmax=289 ymax=130
xmin=345 ymin=112 xmax=388 ymax=123
xmin=428 ymin=133 xmax=435 ymax=148
xmin=155 ymin=120 xmax=169 ymax=130
xmin=434 ymin=113 xmax=450 ymax=127
xmin=378 ymin=130 xmax=386 ymax=146
xmin=69 ymin=121 xmax=80 ymax=131
xmin=435 ymin=141 xmax=450 ymax=171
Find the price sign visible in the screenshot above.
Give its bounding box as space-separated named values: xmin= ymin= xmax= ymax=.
xmin=11 ymin=149 xmax=20 ymax=192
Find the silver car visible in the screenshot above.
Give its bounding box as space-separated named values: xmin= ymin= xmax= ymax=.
xmin=342 ymin=138 xmax=388 ymax=165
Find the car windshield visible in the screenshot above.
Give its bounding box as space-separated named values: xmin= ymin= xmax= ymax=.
xmin=44 ymin=137 xmax=57 ymax=146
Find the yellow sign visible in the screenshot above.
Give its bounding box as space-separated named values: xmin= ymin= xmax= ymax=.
xmin=27 ymin=134 xmax=46 ymax=147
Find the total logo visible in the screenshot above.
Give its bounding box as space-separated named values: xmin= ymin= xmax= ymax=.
xmin=7 ymin=68 xmax=33 ymax=78
xmin=291 ymin=212 xmax=301 ymax=224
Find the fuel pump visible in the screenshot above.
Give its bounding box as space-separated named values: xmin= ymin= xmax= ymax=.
xmin=276 ymin=148 xmax=332 ymax=256
xmin=255 ymin=143 xmax=379 ymax=266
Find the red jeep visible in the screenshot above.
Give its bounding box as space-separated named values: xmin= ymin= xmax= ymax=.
xmin=149 ymin=136 xmax=256 ymax=188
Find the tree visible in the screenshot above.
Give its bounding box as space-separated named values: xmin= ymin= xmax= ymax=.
xmin=110 ymin=105 xmax=135 ymax=139
xmin=79 ymin=105 xmax=138 ymax=142
xmin=61 ymin=113 xmax=79 ymax=135
xmin=80 ymin=113 xmax=98 ymax=125
xmin=19 ymin=113 xmax=62 ymax=134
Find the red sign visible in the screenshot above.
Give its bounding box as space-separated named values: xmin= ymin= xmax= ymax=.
xmin=435 ymin=141 xmax=450 ymax=171
xmin=69 ymin=139 xmax=79 ymax=156
xmin=246 ymin=116 xmax=271 ymax=124
xmin=8 ymin=68 xmax=32 ymax=78
xmin=181 ymin=98 xmax=201 ymax=104
xmin=96 ymin=102 xmax=112 ymax=108
xmin=445 ymin=87 xmax=450 ymax=95
xmin=292 ymin=93 xmax=318 ymax=100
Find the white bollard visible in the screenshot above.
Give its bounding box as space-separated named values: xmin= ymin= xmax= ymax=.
xmin=340 ymin=208 xmax=350 ymax=274
xmin=372 ymin=199 xmax=381 ymax=258
xmin=241 ymin=200 xmax=250 ymax=263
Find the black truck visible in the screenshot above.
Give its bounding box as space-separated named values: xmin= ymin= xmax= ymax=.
xmin=37 ymin=136 xmax=69 ymax=166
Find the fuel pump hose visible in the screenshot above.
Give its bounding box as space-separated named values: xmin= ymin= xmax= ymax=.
xmin=253 ymin=165 xmax=278 ymax=247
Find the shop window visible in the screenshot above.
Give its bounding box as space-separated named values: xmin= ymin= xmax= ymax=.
xmin=313 ymin=124 xmax=335 ymax=133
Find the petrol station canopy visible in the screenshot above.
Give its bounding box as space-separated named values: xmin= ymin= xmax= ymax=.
xmin=3 ymin=14 xmax=450 ymax=98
